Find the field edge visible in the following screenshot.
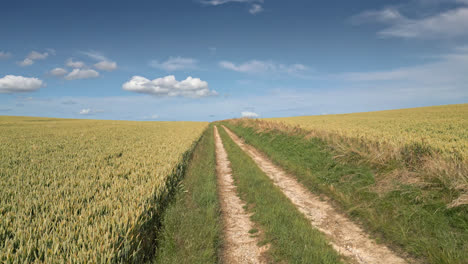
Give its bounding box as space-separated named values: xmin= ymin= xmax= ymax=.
xmin=153 ymin=125 xmax=222 ymax=264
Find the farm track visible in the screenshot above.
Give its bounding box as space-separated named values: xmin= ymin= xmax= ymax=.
xmin=214 ymin=126 xmax=267 ymax=264
xmin=221 ymin=125 xmax=409 ymax=264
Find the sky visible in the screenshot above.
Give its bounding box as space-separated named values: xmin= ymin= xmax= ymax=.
xmin=0 ymin=0 xmax=467 ymax=121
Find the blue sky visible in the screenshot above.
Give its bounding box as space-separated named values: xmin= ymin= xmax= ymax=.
xmin=0 ymin=0 xmax=467 ymax=121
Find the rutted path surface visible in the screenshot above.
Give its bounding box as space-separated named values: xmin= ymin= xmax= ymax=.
xmin=214 ymin=126 xmax=267 ymax=264
xmin=222 ymin=125 xmax=409 ymax=264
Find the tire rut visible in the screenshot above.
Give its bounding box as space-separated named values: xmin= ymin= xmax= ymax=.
xmin=222 ymin=125 xmax=409 ymax=264
xmin=214 ymin=126 xmax=267 ymax=264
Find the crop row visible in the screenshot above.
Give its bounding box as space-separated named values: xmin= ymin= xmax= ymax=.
xmin=0 ymin=117 xmax=207 ymax=263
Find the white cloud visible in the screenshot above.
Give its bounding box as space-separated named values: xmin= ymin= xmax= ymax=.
xmin=200 ymin=0 xmax=263 ymax=14
xmin=18 ymin=58 xmax=34 ymax=66
xmin=249 ymin=4 xmax=263 ymax=14
xmin=0 ymin=51 xmax=11 ymax=59
xmin=122 ymin=75 xmax=217 ymax=98
xmin=329 ymin=47 xmax=468 ymax=105
xmin=50 ymin=68 xmax=68 ymax=77
xmin=28 ymin=51 xmax=49 ymax=60
xmin=81 ymin=50 xmax=108 ymax=61
xmin=200 ymin=0 xmax=261 ymax=6
xmin=150 ymin=57 xmax=198 ymax=71
xmin=46 ymin=48 xmax=56 ymax=56
xmin=219 ymin=60 xmax=308 ymax=75
xmin=0 ymin=75 xmax=43 ymax=93
xmin=65 ymin=69 xmax=100 ymax=80
xmin=80 ymin=50 xmax=117 ymax=72
xmin=241 ymin=111 xmax=259 ymax=118
xmin=352 ymin=8 xmax=404 ymax=24
xmin=353 ymin=7 xmax=468 ymax=38
xmin=79 ymin=108 xmax=91 ymax=115
xmin=66 ymin=58 xmax=86 ymax=68
xmin=143 ymin=114 xmax=159 ymax=120
xmin=339 ymin=46 xmax=468 ymax=84
xmin=94 ymin=60 xmax=117 ymax=71
xmin=18 ymin=50 xmax=51 ymax=66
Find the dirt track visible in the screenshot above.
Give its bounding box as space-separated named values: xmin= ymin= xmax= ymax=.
xmin=214 ymin=126 xmax=267 ymax=264
xmin=222 ymin=125 xmax=408 ymax=264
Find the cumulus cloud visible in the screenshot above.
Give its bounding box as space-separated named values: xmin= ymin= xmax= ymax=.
xmin=18 ymin=50 xmax=50 ymax=66
xmin=0 ymin=51 xmax=11 ymax=59
xmin=219 ymin=60 xmax=308 ymax=75
xmin=65 ymin=69 xmax=100 ymax=80
xmin=50 ymin=68 xmax=68 ymax=77
xmin=66 ymin=58 xmax=86 ymax=68
xmin=28 ymin=51 xmax=49 ymax=60
xmin=150 ymin=57 xmax=198 ymax=71
xmin=352 ymin=6 xmax=468 ymax=38
xmin=249 ymin=4 xmax=263 ymax=14
xmin=80 ymin=50 xmax=117 ymax=71
xmin=241 ymin=111 xmax=259 ymax=118
xmin=94 ymin=60 xmax=117 ymax=71
xmin=18 ymin=58 xmax=34 ymax=66
xmin=122 ymin=75 xmax=217 ymax=98
xmin=0 ymin=75 xmax=43 ymax=93
xmin=79 ymin=108 xmax=91 ymax=115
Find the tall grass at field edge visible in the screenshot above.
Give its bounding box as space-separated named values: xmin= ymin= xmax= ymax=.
xmin=229 ymin=118 xmax=468 ymax=205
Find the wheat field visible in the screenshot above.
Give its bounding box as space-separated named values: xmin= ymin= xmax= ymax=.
xmin=267 ymin=104 xmax=468 ymax=161
xmin=0 ymin=116 xmax=207 ymax=263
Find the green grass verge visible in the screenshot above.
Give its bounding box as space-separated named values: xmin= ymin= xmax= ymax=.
xmin=154 ymin=126 xmax=221 ymax=264
xmin=223 ymin=123 xmax=468 ymax=264
xmin=218 ymin=126 xmax=343 ymax=264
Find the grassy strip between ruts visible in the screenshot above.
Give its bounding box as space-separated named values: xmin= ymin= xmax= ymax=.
xmin=223 ymin=122 xmax=468 ymax=264
xmin=218 ymin=125 xmax=343 ymax=264
xmin=154 ymin=125 xmax=222 ymax=264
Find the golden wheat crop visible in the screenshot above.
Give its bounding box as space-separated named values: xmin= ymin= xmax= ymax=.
xmin=0 ymin=116 xmax=207 ymax=263
xmin=267 ymin=104 xmax=468 ymax=161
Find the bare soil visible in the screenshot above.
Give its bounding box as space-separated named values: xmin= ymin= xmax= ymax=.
xmin=222 ymin=125 xmax=409 ymax=264
xmin=214 ymin=126 xmax=267 ymax=264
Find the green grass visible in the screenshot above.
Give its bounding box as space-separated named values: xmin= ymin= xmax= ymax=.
xmin=218 ymin=126 xmax=343 ymax=264
xmin=154 ymin=126 xmax=221 ymax=264
xmin=223 ymin=123 xmax=468 ymax=264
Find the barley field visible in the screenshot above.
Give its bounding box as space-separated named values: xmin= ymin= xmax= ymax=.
xmin=267 ymin=104 xmax=468 ymax=161
xmin=0 ymin=116 xmax=207 ymax=263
